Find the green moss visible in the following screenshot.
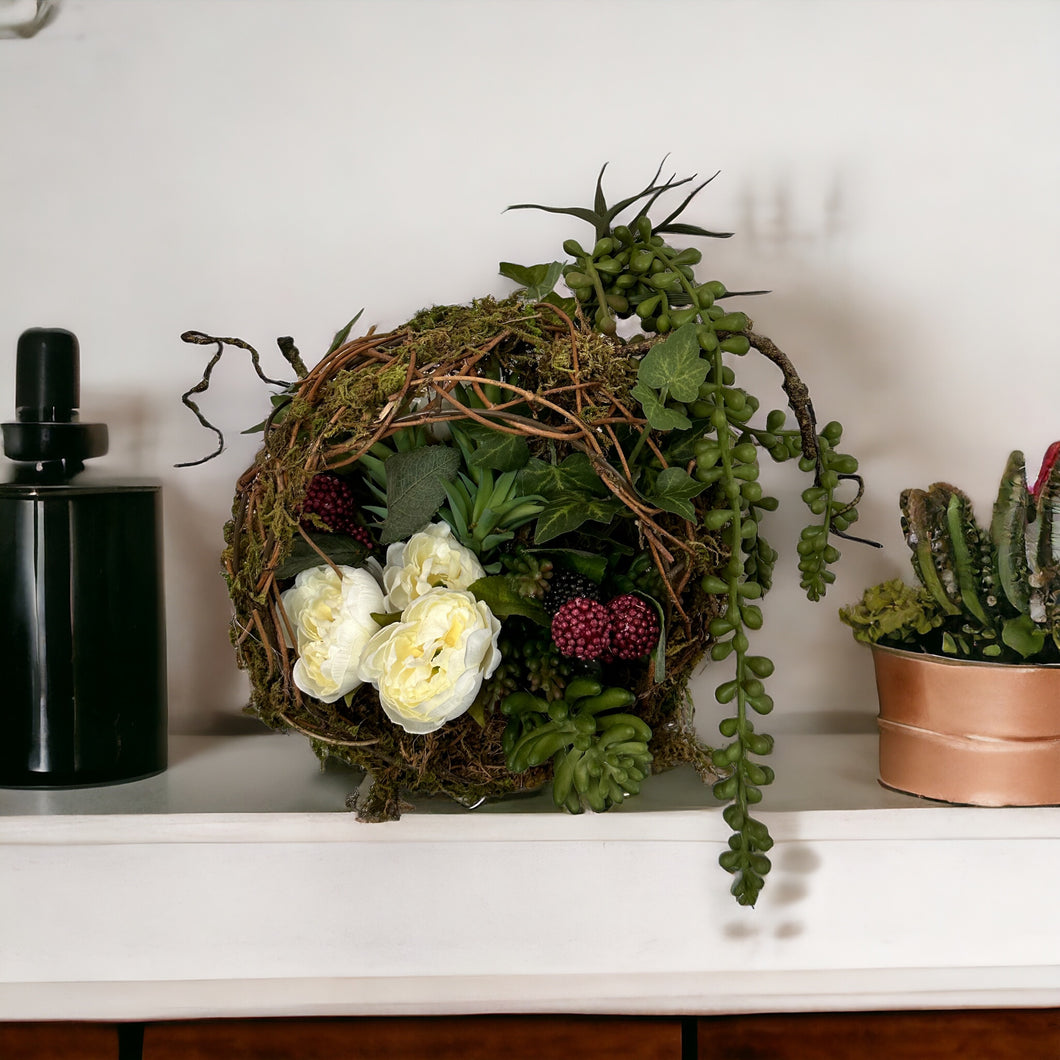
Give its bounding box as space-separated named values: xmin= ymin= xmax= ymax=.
xmin=839 ymin=577 xmax=944 ymax=646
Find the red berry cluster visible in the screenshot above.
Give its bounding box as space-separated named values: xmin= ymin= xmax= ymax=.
xmin=300 ymin=472 xmax=372 ymax=548
xmin=551 ymin=598 xmax=611 ymax=660
xmin=550 ymin=593 xmax=659 ymax=662
xmin=608 ymin=594 xmax=661 ymax=660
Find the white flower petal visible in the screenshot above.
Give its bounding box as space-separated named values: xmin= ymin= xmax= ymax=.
xmin=358 ymin=587 xmax=502 ymax=734
xmin=381 ymin=522 xmax=486 ymax=612
xmin=279 ymin=564 xmax=385 ymax=702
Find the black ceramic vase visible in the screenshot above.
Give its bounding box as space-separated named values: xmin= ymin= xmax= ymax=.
xmin=0 ymin=328 xmax=167 ymax=787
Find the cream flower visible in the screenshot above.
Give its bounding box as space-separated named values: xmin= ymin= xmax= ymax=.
xmin=382 ymin=521 xmax=485 ymax=612
xmin=280 ymin=564 xmax=385 ymax=703
xmin=357 ymin=588 xmax=502 ymax=734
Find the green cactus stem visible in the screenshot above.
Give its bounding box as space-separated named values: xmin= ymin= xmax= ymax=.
xmin=843 ymin=445 xmax=1060 ymax=663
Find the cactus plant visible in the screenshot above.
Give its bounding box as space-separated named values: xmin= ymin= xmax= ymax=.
xmin=840 ymin=444 xmax=1060 ymax=662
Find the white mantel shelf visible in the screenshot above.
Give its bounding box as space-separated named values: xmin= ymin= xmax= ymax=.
xmin=1 ymin=732 xmax=1058 ymax=1021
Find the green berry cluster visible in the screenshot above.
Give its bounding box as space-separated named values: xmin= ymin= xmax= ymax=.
xmin=561 ymin=220 xmax=762 ymax=352
xmin=501 ymin=549 xmax=553 ymax=601
xmin=488 ymin=626 xmax=572 ymax=704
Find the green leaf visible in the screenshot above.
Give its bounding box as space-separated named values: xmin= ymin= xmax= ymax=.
xmin=593 ymin=162 xmax=609 ymax=217
xmin=275 ymin=532 xmax=372 ymax=580
xmin=645 ymin=466 xmax=709 ymax=522
xmin=525 ymin=262 xmax=565 ymax=301
xmin=637 ymin=323 xmax=709 ymax=402
xmin=516 ymin=453 xmax=609 ymax=500
xmin=662 ymin=419 xmax=713 ymax=463
xmin=500 ymin=261 xmax=565 ymax=302
xmin=1002 ymin=614 xmax=1047 ymax=659
xmin=655 ymin=222 xmax=733 ymax=239
xmin=991 ymin=450 xmax=1032 ymax=614
xmin=639 ymin=592 xmax=667 ymax=683
xmin=631 ymin=384 xmax=691 ymax=432
xmin=533 ymin=494 xmax=623 ymax=544
xmin=466 ymin=429 xmax=531 ymax=474
xmin=468 ymin=575 xmax=550 ymax=627
xmin=539 ymin=291 xmax=578 ymax=315
xmin=326 ymin=309 xmax=364 ymax=355
xmin=532 ymin=548 xmax=608 ymax=583
xmin=498 ymin=261 xmax=533 ymax=286
xmin=504 ymin=202 xmax=601 ymax=228
xmin=380 ymin=445 xmax=461 ymax=545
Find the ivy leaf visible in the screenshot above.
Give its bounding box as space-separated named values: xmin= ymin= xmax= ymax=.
xmin=468 ymin=575 xmax=550 ymax=627
xmin=498 ymin=261 xmax=534 ymax=286
xmin=539 ymin=291 xmax=578 ymax=315
xmin=631 ymin=383 xmax=692 ymax=432
xmin=516 ymin=453 xmax=609 ymax=500
xmin=380 ymin=445 xmax=461 ymax=545
xmin=499 ymin=261 xmax=564 ymax=302
xmin=637 ymin=323 xmax=708 ymax=402
xmin=275 ymin=532 xmax=372 ymax=580
xmin=645 ymin=466 xmax=709 ymax=522
xmin=466 ymin=428 xmax=531 ymax=474
xmin=664 ymin=419 xmax=713 ymax=463
xmin=533 ymin=494 xmax=623 ymax=544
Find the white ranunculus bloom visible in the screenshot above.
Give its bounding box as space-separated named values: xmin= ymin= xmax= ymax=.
xmin=358 ymin=588 xmax=502 ymax=734
xmin=280 ymin=564 xmax=385 ymax=703
xmin=382 ymin=521 xmax=485 ymax=612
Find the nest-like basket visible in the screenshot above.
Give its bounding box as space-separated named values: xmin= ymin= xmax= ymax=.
xmin=224 ymin=295 xmax=724 ymax=819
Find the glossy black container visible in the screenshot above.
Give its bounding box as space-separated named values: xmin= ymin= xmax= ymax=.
xmin=0 ymin=329 xmax=167 ymax=787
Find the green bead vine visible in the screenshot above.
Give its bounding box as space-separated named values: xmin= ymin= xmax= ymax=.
xmin=505 ymin=161 xmax=873 ymax=905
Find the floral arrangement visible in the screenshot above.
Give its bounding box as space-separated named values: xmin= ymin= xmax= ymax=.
xmin=841 ymin=444 xmax=1060 ymax=662
xmin=181 ymin=163 xmax=866 ymax=905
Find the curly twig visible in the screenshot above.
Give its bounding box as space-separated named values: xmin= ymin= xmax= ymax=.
xmin=176 ymin=331 xmax=298 ymax=468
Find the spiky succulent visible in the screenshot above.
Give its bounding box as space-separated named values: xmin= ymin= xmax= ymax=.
xmin=841 ymin=445 xmax=1060 ymax=662
xmin=505 ymin=160 xmax=745 ymax=337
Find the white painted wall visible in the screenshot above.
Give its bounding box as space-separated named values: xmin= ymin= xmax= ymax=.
xmin=1 ymin=0 xmax=1057 ymax=737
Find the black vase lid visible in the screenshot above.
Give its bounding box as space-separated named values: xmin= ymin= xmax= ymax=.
xmin=2 ymin=328 xmax=108 ymax=468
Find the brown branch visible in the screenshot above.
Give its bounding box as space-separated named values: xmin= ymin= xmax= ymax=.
xmin=746 ymin=330 xmax=820 ymax=474
xmin=277 ymin=713 xmax=380 ymax=748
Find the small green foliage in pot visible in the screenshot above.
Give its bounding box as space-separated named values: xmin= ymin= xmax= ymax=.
xmin=841 ymin=443 xmax=1060 ymax=662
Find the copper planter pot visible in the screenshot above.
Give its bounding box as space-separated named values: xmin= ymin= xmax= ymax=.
xmin=870 ymin=644 xmax=1060 ymax=806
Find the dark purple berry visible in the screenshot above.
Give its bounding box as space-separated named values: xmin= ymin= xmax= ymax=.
xmin=544 ymin=568 xmax=601 ymax=615
xmin=300 ymin=472 xmax=372 ymax=547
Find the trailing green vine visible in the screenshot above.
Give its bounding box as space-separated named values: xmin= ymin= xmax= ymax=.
xmin=505 ymin=161 xmax=872 ymax=905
